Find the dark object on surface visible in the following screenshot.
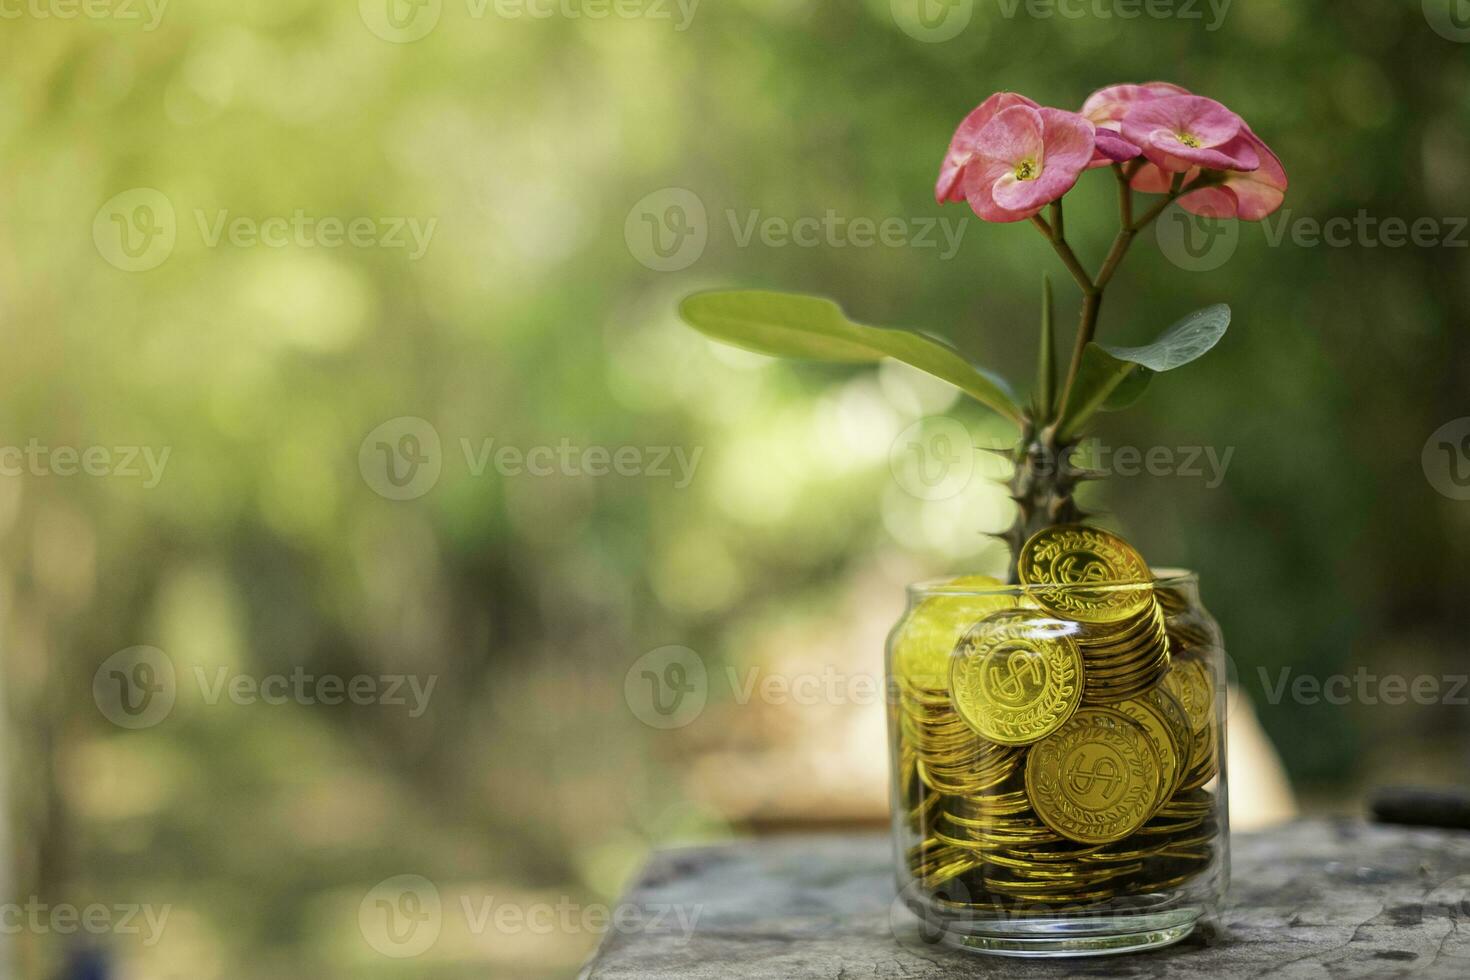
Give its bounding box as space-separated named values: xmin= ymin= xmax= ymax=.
xmin=583 ymin=820 xmax=1470 ymax=979
xmin=59 ymin=945 xmax=109 ymax=980
xmin=1372 ymin=786 xmax=1470 ymax=830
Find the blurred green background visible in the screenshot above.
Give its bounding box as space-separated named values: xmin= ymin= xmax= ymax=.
xmin=3 ymin=0 xmax=1470 ymax=976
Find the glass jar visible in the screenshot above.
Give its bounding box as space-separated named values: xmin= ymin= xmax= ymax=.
xmin=886 ymin=570 xmax=1227 ymax=957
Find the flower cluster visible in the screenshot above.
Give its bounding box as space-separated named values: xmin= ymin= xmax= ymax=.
xmin=937 ymin=82 xmax=1286 ymax=223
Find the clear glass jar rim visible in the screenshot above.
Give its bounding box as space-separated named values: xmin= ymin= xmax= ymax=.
xmin=907 ymin=567 xmax=1197 ymax=599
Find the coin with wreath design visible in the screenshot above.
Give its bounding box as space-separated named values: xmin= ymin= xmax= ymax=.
xmin=949 ymin=609 xmax=1083 ymax=746
xmin=1025 ymin=707 xmax=1162 ymax=844
xmin=1019 ymin=524 xmax=1155 ymax=624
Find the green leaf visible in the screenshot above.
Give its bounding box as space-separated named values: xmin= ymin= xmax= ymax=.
xmin=1098 ymin=362 xmax=1153 ymax=413
xmin=1056 ymin=304 xmax=1231 ymax=441
xmin=680 ymin=290 xmax=1022 ymax=422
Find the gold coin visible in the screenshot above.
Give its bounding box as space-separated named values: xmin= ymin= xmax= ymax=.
xmin=996 ymin=861 xmax=1141 ymax=886
xmin=945 ymin=795 xmax=1043 ymax=819
xmin=1114 ymin=696 xmax=1181 ymax=812
xmin=1024 ymin=707 xmax=1162 ymax=845
xmin=1083 ymin=639 xmax=1168 ymax=676
xmin=1081 ymin=631 xmax=1170 ymax=703
xmin=1087 ymin=656 xmax=1170 ymax=694
xmin=1083 ymin=645 xmax=1167 ymax=674
xmin=1142 ymin=687 xmax=1192 ymax=790
xmin=892 ymin=576 xmax=1014 ymax=689
xmin=1078 ymin=606 xmax=1167 ymax=657
xmin=949 ymin=609 xmax=1084 ymax=746
xmin=1080 ymin=603 xmax=1163 ymax=642
xmin=1018 ymin=525 xmax=1153 ymax=624
xmin=1163 ymin=658 xmax=1215 ymax=739
xmin=1165 ymin=618 xmax=1216 ymax=655
xmin=1085 ymin=679 xmax=1166 ymax=707
xmin=1179 ymin=737 xmax=1219 ymax=791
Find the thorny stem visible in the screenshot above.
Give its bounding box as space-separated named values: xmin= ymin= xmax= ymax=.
xmin=1003 ymin=167 xmax=1203 ymax=577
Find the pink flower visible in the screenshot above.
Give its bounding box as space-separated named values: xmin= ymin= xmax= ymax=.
xmin=936 ymin=92 xmax=1039 ymax=204
xmin=961 ymin=105 xmax=1095 ymax=223
xmin=1120 ymin=94 xmax=1260 ymax=173
xmin=1174 ymin=127 xmax=1288 ymax=221
xmin=1081 ymin=82 xmax=1189 ymax=167
xmin=1120 ymin=94 xmax=1286 ymax=221
xmin=1083 ymin=82 xmax=1192 ymax=129
xmin=936 ymin=85 xmax=1287 ymax=222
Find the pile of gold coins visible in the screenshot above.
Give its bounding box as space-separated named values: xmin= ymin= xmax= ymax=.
xmin=891 ymin=525 xmax=1222 ymax=912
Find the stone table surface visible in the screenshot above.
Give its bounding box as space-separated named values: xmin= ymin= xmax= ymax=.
xmin=582 ymin=820 xmax=1470 ymax=979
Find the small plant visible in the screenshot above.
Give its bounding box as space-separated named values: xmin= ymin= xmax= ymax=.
xmin=680 ymin=82 xmax=1286 ymax=578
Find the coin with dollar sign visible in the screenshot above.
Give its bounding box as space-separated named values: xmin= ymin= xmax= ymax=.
xmin=1024 ymin=707 xmax=1162 ymax=844
xmin=1018 ymin=524 xmax=1154 ymax=624
xmin=949 ymin=609 xmax=1084 ymax=746
xmin=1114 ymin=695 xmax=1183 ymax=812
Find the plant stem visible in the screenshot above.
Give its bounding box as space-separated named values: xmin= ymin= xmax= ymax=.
xmin=1094 ymin=225 xmax=1136 ymax=293
xmin=1051 ymin=285 xmax=1101 ymax=427
xmin=1035 ymin=273 xmax=1056 ymax=420
xmin=1047 ymin=171 xmax=1189 ymax=426
xmin=1029 ymin=215 xmax=1094 ymax=296
xmin=1001 ymin=422 xmax=1085 ymax=582
xmin=1114 ymin=163 xmax=1133 ymax=228
xmin=1006 ymin=168 xmax=1201 ymax=569
xmin=1132 ymin=180 xmax=1184 ymax=232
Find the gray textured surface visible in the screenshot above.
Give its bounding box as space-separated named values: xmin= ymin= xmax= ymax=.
xmin=584 ymin=820 xmax=1470 ymax=978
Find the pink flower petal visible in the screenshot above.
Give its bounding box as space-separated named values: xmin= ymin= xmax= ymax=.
xmin=965 ymin=108 xmax=1093 ymax=222
xmin=1092 ymin=128 xmax=1142 ymax=165
xmin=935 ymin=92 xmax=1040 ymax=204
xmin=1177 ymin=185 xmax=1241 ymax=219
xmin=1027 ymin=165 xmax=1086 ymax=206
xmin=1081 ymin=81 xmax=1191 ymax=127
xmin=1167 ymin=129 xmax=1286 ymax=219
xmin=1037 ymin=107 xmax=1097 ymax=174
xmin=963 ymin=158 xmax=1035 ymax=222
xmin=1122 ymin=95 xmax=1250 ymax=177
xmin=1146 ymin=129 xmax=1260 ymax=172
xmin=991 ymin=170 xmax=1048 ymax=211
xmin=1221 ymin=128 xmax=1287 ymax=220
xmin=974 ymin=105 xmax=1046 ymax=169
xmin=1129 ymin=162 xmax=1177 ymax=193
